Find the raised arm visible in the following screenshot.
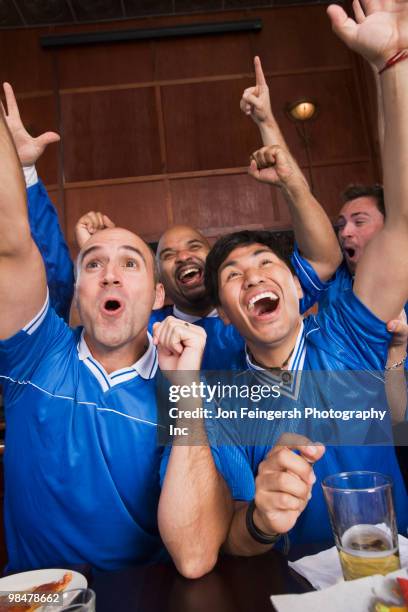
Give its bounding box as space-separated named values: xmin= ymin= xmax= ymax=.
xmin=243 ymin=57 xmax=342 ymax=281
xmin=328 ymin=0 xmax=408 ymax=321
xmin=0 ymin=109 xmax=46 ymax=339
xmin=155 ymin=317 xmax=232 ymax=578
xmin=2 ymin=82 xmax=73 ymax=321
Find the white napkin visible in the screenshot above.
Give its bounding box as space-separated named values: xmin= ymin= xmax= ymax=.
xmin=288 ymin=534 xmax=408 ymax=590
xmin=271 ymin=567 xmax=408 ymax=612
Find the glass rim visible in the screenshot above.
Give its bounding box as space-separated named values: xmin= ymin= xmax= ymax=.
xmin=322 ymin=470 xmax=393 ymax=492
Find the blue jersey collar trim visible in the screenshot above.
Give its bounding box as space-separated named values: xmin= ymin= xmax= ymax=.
xmin=77 ymin=331 xmax=158 ymax=391
xmin=244 ymin=322 xmax=306 ymax=398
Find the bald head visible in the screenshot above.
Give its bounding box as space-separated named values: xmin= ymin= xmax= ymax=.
xmin=77 ymin=227 xmax=159 ymax=282
xmin=156 ymin=225 xmax=212 ymax=315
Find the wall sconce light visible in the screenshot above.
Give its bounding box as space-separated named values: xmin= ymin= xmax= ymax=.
xmin=286 ymin=99 xmax=318 ymax=192
xmin=286 ymin=99 xmax=318 ymax=122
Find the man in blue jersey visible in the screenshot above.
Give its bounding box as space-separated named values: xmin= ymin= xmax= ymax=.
xmin=0 ymin=108 xmax=231 ymax=575
xmin=242 ymin=54 xmax=408 ymax=429
xmin=199 ymin=0 xmax=408 ymax=555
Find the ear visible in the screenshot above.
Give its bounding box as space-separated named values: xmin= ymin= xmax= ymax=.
xmin=293 ymin=275 xmax=304 ymax=300
xmin=153 ymin=282 xmax=165 ymax=310
xmin=217 ymin=305 xmax=231 ymax=326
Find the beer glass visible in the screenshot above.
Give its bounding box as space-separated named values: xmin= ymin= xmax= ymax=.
xmin=322 ymin=471 xmax=400 ymax=581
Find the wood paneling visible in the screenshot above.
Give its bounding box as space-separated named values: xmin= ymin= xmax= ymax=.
xmin=64 ymin=180 xmax=170 ymax=247
xmin=61 ymin=88 xmax=162 ymax=181
xmin=56 ymin=41 xmax=155 ymax=89
xmin=170 ymin=172 xmax=277 ymax=232
xmin=154 ymin=24 xmax=252 ymax=80
xmin=0 ymin=29 xmax=54 ymax=93
xmin=312 ymin=161 xmax=374 ymax=218
xmin=0 ymin=3 xmax=380 ymax=239
xmin=253 ymin=7 xmax=350 ymax=73
xmin=162 ymin=78 xmax=260 ymax=172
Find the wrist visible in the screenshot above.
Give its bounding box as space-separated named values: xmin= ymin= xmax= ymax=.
xmin=378 ymin=50 xmax=408 ymax=75
xmin=245 ymin=501 xmax=283 ymax=545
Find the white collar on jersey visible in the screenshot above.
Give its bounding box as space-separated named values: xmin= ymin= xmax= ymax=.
xmin=77 ymin=330 xmax=158 ymax=392
xmin=245 ymin=322 xmax=306 ymax=399
xmin=172 ymin=305 xmax=218 ymax=323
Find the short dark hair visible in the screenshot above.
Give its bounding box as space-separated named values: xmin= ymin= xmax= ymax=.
xmin=205 ymin=230 xmax=295 ymax=306
xmin=341 ymin=184 xmax=385 ymax=217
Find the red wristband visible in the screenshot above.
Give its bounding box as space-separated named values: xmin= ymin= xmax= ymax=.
xmin=379 ymin=50 xmax=408 ymax=75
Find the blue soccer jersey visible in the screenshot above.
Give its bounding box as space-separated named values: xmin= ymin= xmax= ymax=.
xmin=293 ymin=246 xmax=408 ymax=321
xmin=27 ymin=179 xmax=74 ymax=322
xmin=210 ymin=289 xmax=408 ymax=550
xmin=0 ymin=297 xmax=166 ymax=572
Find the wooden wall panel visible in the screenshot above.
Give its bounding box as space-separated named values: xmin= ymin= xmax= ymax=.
xmin=311 ymin=162 xmax=374 ymax=219
xmin=154 ymin=25 xmax=252 ymax=80
xmin=61 ymin=88 xmax=162 ymax=182
xmin=161 ymin=78 xmax=260 ymax=172
xmin=64 ymin=180 xmax=170 ymax=247
xmin=0 ymin=29 xmax=54 ymax=93
xmin=253 ymin=6 xmax=350 ymax=72
xmin=169 ymin=173 xmax=277 ymax=233
xmin=57 ymin=41 xmax=155 ymax=90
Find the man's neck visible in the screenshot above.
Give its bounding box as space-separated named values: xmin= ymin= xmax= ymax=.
xmin=173 ymin=302 xmax=214 ymax=319
xmin=84 ymin=332 xmax=149 ymax=374
xmin=247 ymin=321 xmax=302 ymax=370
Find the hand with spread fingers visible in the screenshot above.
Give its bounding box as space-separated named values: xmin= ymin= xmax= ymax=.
xmin=240 ymin=56 xmax=274 ymax=126
xmin=327 ymin=0 xmax=408 ymax=69
xmin=249 ymin=144 xmax=309 ymax=192
xmin=153 ymin=316 xmax=206 ymax=375
xmin=253 ymin=434 xmax=325 ymax=536
xmin=75 ymin=211 xmax=116 ymax=248
xmin=1 ymin=82 xmax=60 ymax=167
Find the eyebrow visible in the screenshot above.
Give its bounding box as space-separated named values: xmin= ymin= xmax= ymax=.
xmin=159 ymin=239 xmax=205 ymax=259
xmin=337 ymin=212 xmax=371 ymax=222
xmin=219 ymin=248 xmax=273 ymax=273
xmin=79 ymin=244 xmax=147 ymax=265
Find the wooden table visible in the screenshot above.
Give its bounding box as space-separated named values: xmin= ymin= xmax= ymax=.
xmin=91 ymin=548 xmax=314 ymax=612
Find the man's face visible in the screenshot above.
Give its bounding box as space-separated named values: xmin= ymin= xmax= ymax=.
xmin=337 ymin=197 xmax=384 ymax=274
xmin=216 ymin=243 xmax=302 ymax=348
xmin=75 ymin=228 xmax=163 ymax=351
xmin=157 ymin=226 xmax=210 ymax=310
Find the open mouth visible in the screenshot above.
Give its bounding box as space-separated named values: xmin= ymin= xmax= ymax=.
xmin=248 ymin=291 xmax=280 ymax=317
xmin=177 ymin=265 xmax=203 ymax=286
xmin=102 ymin=299 xmax=123 ymax=314
xmin=344 ymin=247 xmax=356 ymax=259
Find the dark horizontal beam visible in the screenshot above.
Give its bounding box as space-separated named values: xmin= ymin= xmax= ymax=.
xmin=40 ymin=19 xmax=262 ymax=49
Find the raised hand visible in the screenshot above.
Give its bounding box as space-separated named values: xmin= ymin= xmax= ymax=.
xmin=1 ymin=82 xmax=60 ymax=167
xmin=253 ymin=434 xmax=325 ymax=536
xmin=240 ymin=56 xmax=274 ymax=126
xmin=327 ymin=0 xmax=408 ymax=69
xmin=74 ymin=211 xmax=115 ymax=248
xmin=249 ymin=144 xmax=308 ymax=191
xmin=153 ymin=316 xmax=206 ymax=376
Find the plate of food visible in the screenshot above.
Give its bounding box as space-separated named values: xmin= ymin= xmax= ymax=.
xmin=0 ymin=569 xmax=87 ymax=611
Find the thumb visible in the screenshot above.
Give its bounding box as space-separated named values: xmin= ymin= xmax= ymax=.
xmin=36 ymin=131 xmax=61 ymax=149
xmin=152 ymin=322 xmax=162 ymax=345
xmin=326 ymin=4 xmax=358 ymax=47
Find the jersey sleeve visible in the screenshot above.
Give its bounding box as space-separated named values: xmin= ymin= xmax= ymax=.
xmin=314 ymin=289 xmax=391 ymax=370
xmin=0 ymin=294 xmax=73 ymax=391
xmin=291 ymin=245 xmax=333 ymax=313
xmin=27 ymin=180 xmax=74 ymax=322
